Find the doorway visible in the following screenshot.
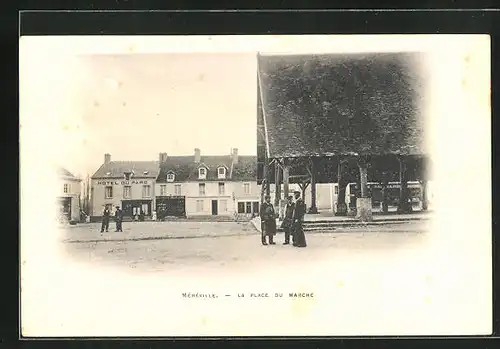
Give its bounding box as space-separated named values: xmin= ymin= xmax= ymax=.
xmin=211 ymin=200 xmax=218 ymax=215
xmin=58 ymin=197 xmax=72 ymax=220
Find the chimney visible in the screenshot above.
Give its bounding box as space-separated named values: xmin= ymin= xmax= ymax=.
xmin=194 ymin=148 xmax=201 ymax=163
xmin=159 ymin=152 xmax=168 ymax=163
xmin=231 ymin=148 xmax=239 ymax=164
xmin=104 ymin=153 xmax=111 ymax=164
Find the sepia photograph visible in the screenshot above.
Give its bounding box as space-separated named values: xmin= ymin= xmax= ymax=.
xmin=20 ymin=35 xmax=491 ymax=337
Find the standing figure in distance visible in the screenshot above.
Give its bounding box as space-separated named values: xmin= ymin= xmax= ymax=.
xmin=292 ymin=190 xmax=307 ymax=248
xmin=280 ymin=195 xmax=295 ymax=245
xmin=260 ymin=195 xmax=277 ymax=245
xmin=115 ymin=205 xmax=123 ymax=232
xmin=100 ymin=206 xmax=110 ymax=234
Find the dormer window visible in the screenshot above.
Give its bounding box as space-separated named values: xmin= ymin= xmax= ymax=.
xmin=198 ymin=167 xmax=207 ymax=180
xmin=106 ymin=172 xmax=111 ymax=176
xmin=217 ymin=166 xmax=226 ymax=179
xmin=143 ymin=171 xmax=149 ymax=175
xmin=166 ymin=173 xmax=175 ymax=182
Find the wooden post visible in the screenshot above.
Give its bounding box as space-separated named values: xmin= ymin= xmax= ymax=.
xmin=260 ymin=179 xmax=266 ymax=204
xmin=308 ymin=157 xmax=318 ymax=214
xmin=397 ymin=156 xmax=409 ymax=213
xmin=262 ymin=161 xmax=267 ymax=203
xmin=283 ymin=158 xmax=290 ymax=199
xmin=358 ymin=157 xmax=369 ymax=198
xmin=381 ymin=172 xmax=389 ymax=214
xmin=299 ymin=181 xmax=309 ymax=206
xmin=265 ymin=158 xmax=271 ymax=196
xmin=356 ymin=156 xmax=372 ymax=221
xmin=420 ymin=156 xmax=428 ymax=211
xmin=421 ymin=180 xmax=428 ymax=211
xmin=336 ymin=157 xmax=348 ymax=216
xmin=274 ymin=160 xmax=281 ymax=208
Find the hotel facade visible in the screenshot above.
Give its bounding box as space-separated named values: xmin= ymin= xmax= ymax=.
xmin=89 ymin=149 xmax=260 ymax=221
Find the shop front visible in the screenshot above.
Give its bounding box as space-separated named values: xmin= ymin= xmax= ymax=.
xmin=122 ymin=199 xmax=153 ymax=221
xmin=237 ymin=200 xmax=260 ymax=217
xmin=156 ymin=196 xmax=186 ymax=219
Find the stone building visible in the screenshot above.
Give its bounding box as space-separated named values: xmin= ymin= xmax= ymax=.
xmin=89 ymin=154 xmax=160 ymax=222
xmin=89 ymin=149 xmax=260 ymax=221
xmin=155 ymin=148 xmax=260 ymax=219
xmin=57 ymin=167 xmax=82 ymax=222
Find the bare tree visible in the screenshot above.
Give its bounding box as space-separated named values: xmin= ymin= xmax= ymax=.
xmin=82 ymin=174 xmax=91 ymax=215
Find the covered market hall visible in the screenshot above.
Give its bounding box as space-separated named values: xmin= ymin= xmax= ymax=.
xmin=256 ymin=52 xmax=431 ymax=221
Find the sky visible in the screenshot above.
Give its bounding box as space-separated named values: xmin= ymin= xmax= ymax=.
xmin=69 ymin=53 xmax=258 ymax=177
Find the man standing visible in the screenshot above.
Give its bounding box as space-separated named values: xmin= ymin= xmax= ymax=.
xmin=292 ymin=190 xmax=307 ymax=248
xmin=100 ymin=206 xmax=110 ymax=234
xmin=280 ymin=195 xmax=295 ymax=245
xmin=115 ymin=206 xmax=123 ymax=232
xmin=260 ymin=195 xmax=277 ymax=245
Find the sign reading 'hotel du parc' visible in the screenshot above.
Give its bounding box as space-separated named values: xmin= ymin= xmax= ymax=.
xmin=96 ymin=180 xmax=151 ymax=186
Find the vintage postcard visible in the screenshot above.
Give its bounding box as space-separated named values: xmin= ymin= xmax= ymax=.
xmin=19 ymin=35 xmax=491 ymax=337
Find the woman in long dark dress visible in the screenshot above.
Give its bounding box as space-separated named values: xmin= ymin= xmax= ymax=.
xmin=292 ymin=191 xmax=307 ymax=247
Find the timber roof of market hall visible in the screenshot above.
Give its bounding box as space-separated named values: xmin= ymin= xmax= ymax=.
xmin=257 ymin=52 xmax=428 ymax=159
xmin=156 ymin=155 xmax=257 ymax=182
xmin=91 ymin=161 xmax=161 ymax=179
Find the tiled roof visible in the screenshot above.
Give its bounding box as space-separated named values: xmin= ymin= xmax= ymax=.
xmin=91 ymin=161 xmax=160 ymax=179
xmin=157 ymin=155 xmax=257 ymax=182
xmin=57 ymin=167 xmax=80 ymax=180
xmin=257 ymin=52 xmax=427 ymax=158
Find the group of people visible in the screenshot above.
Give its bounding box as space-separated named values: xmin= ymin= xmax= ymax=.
xmin=260 ymin=190 xmax=307 ymax=248
xmin=100 ymin=206 xmax=124 ymax=234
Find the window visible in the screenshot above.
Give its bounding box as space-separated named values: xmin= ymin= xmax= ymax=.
xmin=174 ymin=184 xmax=182 ymax=195
xmin=243 ymin=183 xmax=251 ymax=194
xmin=237 ymin=202 xmax=245 ymax=214
xmin=142 ymin=203 xmax=149 ymax=215
xmin=63 ymin=183 xmax=69 ymax=194
xmin=218 ymin=182 xmax=225 ymax=195
xmin=167 ymin=173 xmax=175 ymax=182
xmin=124 ymin=172 xmax=132 ymax=180
xmin=143 ymin=171 xmax=149 ymax=175
xmin=160 ymin=185 xmax=167 ymax=196
xmin=198 ymin=167 xmax=207 ymax=179
xmin=142 ymin=185 xmax=151 ymax=198
xmin=123 ymin=186 xmax=131 ymax=198
xmin=196 ymin=200 xmax=204 ymax=212
xmin=217 ymin=167 xmax=226 ymax=179
xmin=334 ymin=185 xmax=339 ymax=195
xmin=252 ymin=202 xmax=260 ymax=214
xmin=199 ymin=183 xmax=206 ymax=196
xmin=220 ymin=199 xmax=228 ymax=212
xmin=246 ymin=202 xmax=252 ymax=214
xmin=105 ymin=186 xmax=113 ymax=199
